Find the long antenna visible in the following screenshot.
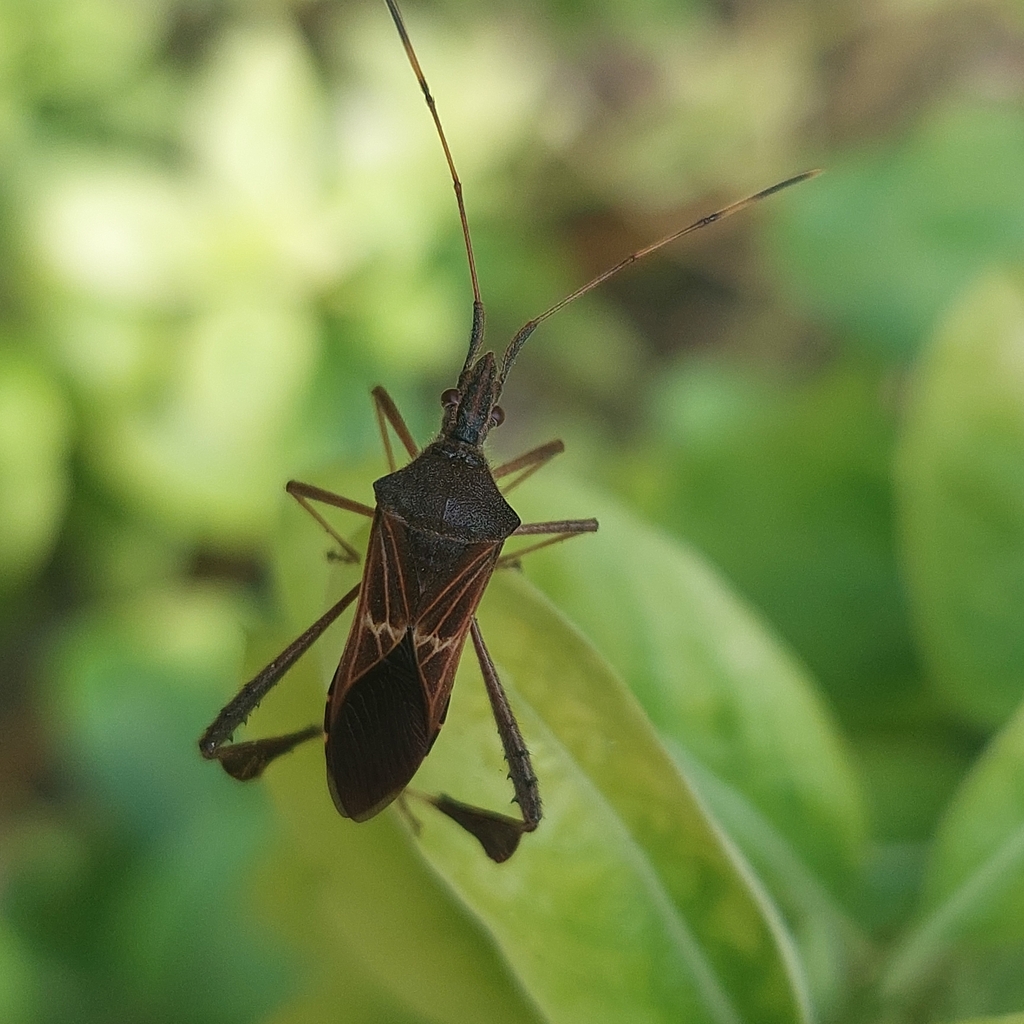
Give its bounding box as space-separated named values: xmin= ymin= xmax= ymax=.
xmin=383 ymin=0 xmax=485 ymax=377
xmin=498 ymin=169 xmax=822 ymax=387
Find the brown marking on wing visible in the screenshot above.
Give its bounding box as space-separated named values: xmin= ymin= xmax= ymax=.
xmin=329 ymin=510 xmax=410 ymax=711
xmin=412 ymin=541 xmax=501 ymax=723
xmin=415 ymin=541 xmax=497 ymax=632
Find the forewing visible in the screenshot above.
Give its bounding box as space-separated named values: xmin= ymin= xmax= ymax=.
xmin=325 ymin=510 xmax=420 ymax=819
xmin=412 ymin=541 xmax=501 ymax=716
xmin=331 ymin=510 xmax=411 ymax=701
xmin=325 ymin=629 xmax=429 ymax=821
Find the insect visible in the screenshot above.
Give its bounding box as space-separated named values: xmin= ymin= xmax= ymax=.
xmin=199 ymin=0 xmax=818 ymax=862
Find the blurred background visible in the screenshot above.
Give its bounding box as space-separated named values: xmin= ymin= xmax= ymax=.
xmin=2 ymin=0 xmax=1024 ymax=1021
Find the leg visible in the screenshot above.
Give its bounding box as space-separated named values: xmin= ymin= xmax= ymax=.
xmin=372 ymin=385 xmax=419 ymax=471
xmin=415 ymin=619 xmax=541 ymax=863
xmin=396 ymin=793 xmax=423 ymax=836
xmin=497 ymin=518 xmax=599 ymax=568
xmin=491 ymin=439 xmax=564 ymax=493
xmin=285 ymin=386 xmax=415 ymax=556
xmin=199 ymin=583 xmax=361 ymax=779
xmin=286 ymin=481 xmax=374 ymax=563
xmin=202 ymin=724 xmax=322 ymax=782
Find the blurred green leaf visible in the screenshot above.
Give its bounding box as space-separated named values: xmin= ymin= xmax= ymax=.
xmin=24 ymin=586 xmax=293 ymax=1024
xmin=86 ymin=300 xmax=321 ymax=546
xmin=856 ymin=728 xmax=977 ymax=844
xmin=1 ymin=0 xmax=162 ymax=106
xmin=617 ymin=358 xmax=915 ymax=713
xmin=884 ymin=699 xmax=1024 ymax=1013
xmin=773 ymin=102 xmax=1024 ymax=356
xmin=33 ymin=160 xmax=198 ymax=307
xmin=896 ymin=272 xmax=1024 ymax=729
xmin=0 ymin=350 xmax=70 ymax=588
xmin=0 ymin=913 xmax=38 ymax=1024
xmin=51 ymin=586 xmax=249 ymax=828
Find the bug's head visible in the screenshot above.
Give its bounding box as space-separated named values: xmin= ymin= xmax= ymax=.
xmin=441 ymin=351 xmax=505 ymax=447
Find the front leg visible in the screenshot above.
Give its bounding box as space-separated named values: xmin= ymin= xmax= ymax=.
xmin=371 ymin=385 xmax=420 ymax=470
xmin=286 ymin=481 xmax=374 ymax=563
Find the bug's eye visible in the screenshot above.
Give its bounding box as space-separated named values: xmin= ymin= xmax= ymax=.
xmin=441 ymin=388 xmax=460 ymax=408
xmin=489 ymin=405 xmax=505 ymax=428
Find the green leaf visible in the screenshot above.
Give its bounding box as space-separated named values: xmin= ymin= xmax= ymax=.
xmin=0 ymin=914 xmax=38 ymax=1024
xmin=255 ymin=495 xmax=811 ymax=1024
xmin=772 ymin=102 xmax=1024 ymax=356
xmin=623 ymin=358 xmax=913 ymax=713
xmin=895 ymin=272 xmax=1024 ymax=728
xmin=942 ymin=1016 xmax=1024 ymax=1024
xmin=35 ymin=586 xmax=291 ymax=1024
xmin=511 ymin=476 xmax=869 ymax=1013
xmin=884 ymin=698 xmax=1024 ymax=1010
xmin=514 ymin=477 xmax=867 ymax=885
xmin=0 ymin=350 xmax=70 ymax=588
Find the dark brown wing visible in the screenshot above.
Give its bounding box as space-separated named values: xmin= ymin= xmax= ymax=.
xmin=325 ymin=510 xmax=501 ymax=821
xmin=331 ymin=510 xmax=411 ymax=699
xmin=325 ymin=510 xmax=413 ymax=819
xmin=411 ymin=540 xmax=501 ymax=716
xmin=326 ymin=629 xmax=429 ymax=820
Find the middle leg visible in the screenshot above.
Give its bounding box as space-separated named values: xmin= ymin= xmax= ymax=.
xmin=497 ymin=518 xmax=599 ymax=568
xmin=371 ymin=385 xmax=419 ymax=471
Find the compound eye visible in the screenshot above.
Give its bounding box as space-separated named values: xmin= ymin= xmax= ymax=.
xmin=441 ymin=388 xmax=460 ymax=408
xmin=489 ymin=405 xmax=505 ymax=428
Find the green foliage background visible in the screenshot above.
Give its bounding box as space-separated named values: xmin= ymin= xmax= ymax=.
xmin=2 ymin=0 xmax=1024 ymax=1022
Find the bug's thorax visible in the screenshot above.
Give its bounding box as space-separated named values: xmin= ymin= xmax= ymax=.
xmin=372 ymin=346 xmax=519 ymax=546
xmin=372 ymin=438 xmax=519 ymax=544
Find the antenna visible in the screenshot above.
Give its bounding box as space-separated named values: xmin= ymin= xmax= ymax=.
xmin=383 ymin=0 xmax=486 ymax=379
xmin=498 ymin=169 xmax=822 ymax=388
